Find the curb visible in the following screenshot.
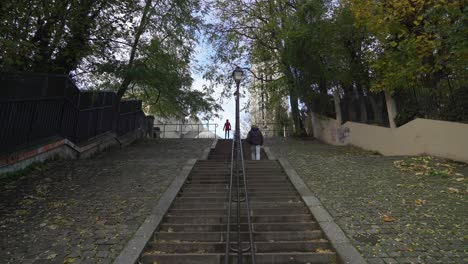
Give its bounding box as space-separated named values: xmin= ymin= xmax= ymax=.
xmin=0 ymin=131 xmax=143 ymax=174
xmin=277 ymin=157 xmax=367 ymax=264
xmin=113 ymin=158 xmax=197 ymax=264
xmin=263 ymin=146 xmax=276 ymax=160
xmin=200 ymin=138 xmax=217 ymax=160
xmin=200 ymin=147 xmax=211 ymax=160
xmin=210 ymin=138 xmax=218 ymax=149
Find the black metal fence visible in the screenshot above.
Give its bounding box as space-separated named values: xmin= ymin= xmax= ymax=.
xmin=393 ymin=77 xmax=468 ymax=126
xmin=310 ymin=94 xmax=336 ymax=119
xmin=0 ymin=72 xmax=146 ymax=154
xmin=253 ymin=123 xmax=288 ymax=137
xmin=340 ymin=92 xmax=390 ymax=127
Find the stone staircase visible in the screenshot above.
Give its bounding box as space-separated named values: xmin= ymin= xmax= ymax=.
xmin=208 ymin=139 xmax=266 ymax=161
xmin=139 ymin=139 xmax=337 ymax=263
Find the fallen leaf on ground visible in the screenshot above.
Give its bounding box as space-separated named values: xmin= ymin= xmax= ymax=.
xmin=315 ymin=248 xmax=333 ymax=253
xmin=382 ymin=215 xmax=396 ymax=222
xmin=415 ymin=199 xmax=426 ymax=206
xmin=47 ymin=253 xmax=57 ymax=260
xmin=448 ymin=188 xmax=460 ymax=194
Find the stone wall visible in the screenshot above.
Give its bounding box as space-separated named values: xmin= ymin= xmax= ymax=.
xmin=311 ymin=114 xmax=468 ymax=163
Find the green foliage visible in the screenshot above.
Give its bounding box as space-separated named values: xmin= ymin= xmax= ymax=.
xmin=205 ymin=0 xmax=467 ymax=127
xmin=348 ymin=0 xmax=467 ymax=93
xmin=0 ymin=0 xmax=219 ymax=119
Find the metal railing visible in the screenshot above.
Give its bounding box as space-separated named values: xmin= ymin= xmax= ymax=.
xmin=154 ymin=123 xmax=218 ymax=138
xmin=253 ymin=123 xmax=288 ymax=138
xmin=225 ymin=137 xmax=256 ymax=264
xmin=0 ymin=72 xmax=146 ymax=154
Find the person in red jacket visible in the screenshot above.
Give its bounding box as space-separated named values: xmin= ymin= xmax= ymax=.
xmin=223 ymin=119 xmax=231 ymax=139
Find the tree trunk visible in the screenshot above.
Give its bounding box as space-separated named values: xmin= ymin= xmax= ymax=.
xmin=369 ymin=93 xmax=384 ymax=125
xmin=356 ymin=83 xmax=368 ymax=123
xmin=116 ymin=0 xmax=153 ymax=100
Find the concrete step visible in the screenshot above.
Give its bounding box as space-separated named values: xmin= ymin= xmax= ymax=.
xmin=185 ymin=183 xmax=292 ymax=188
xmin=163 ymin=214 xmax=313 ymax=224
xmin=168 ymin=207 xmax=310 ymax=216
xmin=189 ymin=173 xmax=287 ymax=177
xmin=186 ymin=179 xmax=289 ymax=184
xmin=154 ymin=230 xmax=324 ymax=242
xmin=178 ymin=191 xmax=297 ymax=197
xmin=182 ymin=187 xmax=296 ymax=193
xmin=171 ymin=201 xmax=304 ymax=210
xmin=141 ymin=252 xmax=337 ymax=264
xmin=147 ymin=240 xmax=332 ymax=253
xmin=158 ymin=222 xmax=319 ymax=232
xmin=175 ymin=196 xmax=302 ymax=203
xmin=188 ymin=176 xmax=288 ymax=181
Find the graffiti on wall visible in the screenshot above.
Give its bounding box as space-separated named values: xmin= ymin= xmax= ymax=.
xmin=331 ymin=126 xmax=350 ymax=143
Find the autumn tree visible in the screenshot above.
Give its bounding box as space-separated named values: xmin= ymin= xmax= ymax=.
xmin=0 ymin=0 xmax=220 ymax=119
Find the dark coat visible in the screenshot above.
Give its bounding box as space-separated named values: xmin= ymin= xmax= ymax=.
xmin=247 ymin=127 xmax=263 ymax=145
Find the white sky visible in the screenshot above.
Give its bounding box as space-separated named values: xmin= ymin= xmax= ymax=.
xmin=191 ymin=38 xmax=251 ymax=138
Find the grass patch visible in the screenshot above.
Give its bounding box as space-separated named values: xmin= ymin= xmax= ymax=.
xmin=0 ymin=160 xmax=52 ymax=184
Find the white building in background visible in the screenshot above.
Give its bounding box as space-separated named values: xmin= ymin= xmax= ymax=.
xmin=249 ymin=64 xmax=288 ymax=137
xmin=152 ymin=117 xmax=220 ymax=138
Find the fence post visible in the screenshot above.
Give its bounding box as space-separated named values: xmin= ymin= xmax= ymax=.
xmin=74 ymin=93 xmax=81 ymax=142
xmin=385 ymin=90 xmax=398 ymax=129
xmin=333 ymin=91 xmax=343 ymax=124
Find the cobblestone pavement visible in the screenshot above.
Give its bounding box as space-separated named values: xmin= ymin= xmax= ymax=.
xmin=266 ymin=138 xmax=467 ymax=264
xmin=0 ymin=139 xmax=212 ymax=264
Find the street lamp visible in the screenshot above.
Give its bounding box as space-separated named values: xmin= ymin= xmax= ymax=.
xmin=232 ymin=66 xmax=244 ymax=84
xmin=232 ymin=66 xmax=244 ymax=142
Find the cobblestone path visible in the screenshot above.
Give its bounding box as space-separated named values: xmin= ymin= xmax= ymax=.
xmin=0 ymin=139 xmax=212 ymax=264
xmin=266 ymin=138 xmax=467 ymax=264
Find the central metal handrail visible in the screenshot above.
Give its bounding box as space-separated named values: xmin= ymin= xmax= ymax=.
xmin=225 ymin=137 xmax=256 ymax=264
xmin=224 ymin=137 xmax=236 ymax=263
xmin=238 ymin=139 xmax=257 ymax=263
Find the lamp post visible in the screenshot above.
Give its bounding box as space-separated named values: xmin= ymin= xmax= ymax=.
xmin=231 ymin=66 xmax=244 ymax=261
xmin=232 ymin=66 xmax=244 ymax=142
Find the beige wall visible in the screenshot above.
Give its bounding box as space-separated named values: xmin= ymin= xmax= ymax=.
xmin=311 ymin=114 xmax=468 ymax=163
xmin=311 ymin=113 xmax=345 ymax=145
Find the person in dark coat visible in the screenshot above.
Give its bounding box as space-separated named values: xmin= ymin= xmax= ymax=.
xmin=246 ymin=125 xmax=264 ymax=160
xmin=223 ymin=119 xmax=231 ymax=139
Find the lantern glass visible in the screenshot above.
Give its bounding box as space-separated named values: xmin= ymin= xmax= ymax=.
xmin=233 ymin=67 xmax=243 ymax=82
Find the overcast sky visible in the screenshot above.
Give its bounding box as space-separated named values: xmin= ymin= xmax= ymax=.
xmin=191 ymin=37 xmax=251 ymax=138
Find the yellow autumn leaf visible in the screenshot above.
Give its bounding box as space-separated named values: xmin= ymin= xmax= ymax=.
xmin=315 ymin=248 xmax=333 ymax=253
xmin=415 ymin=199 xmax=426 ymax=206
xmin=448 ymin=188 xmax=460 ymax=194
xmin=382 ymin=215 xmax=396 ymax=222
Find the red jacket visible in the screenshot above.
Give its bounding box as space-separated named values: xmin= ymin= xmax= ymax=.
xmin=223 ymin=122 xmax=231 ymax=131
